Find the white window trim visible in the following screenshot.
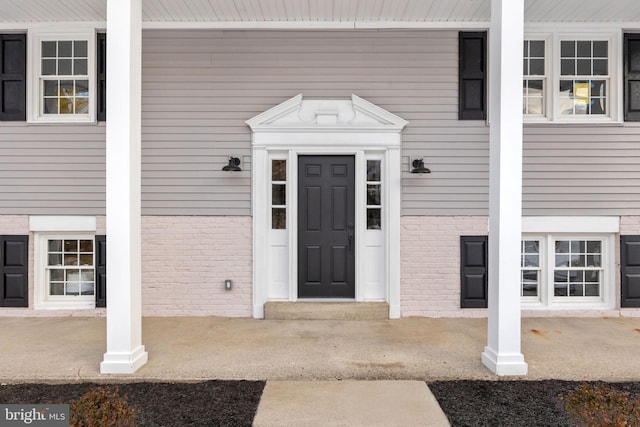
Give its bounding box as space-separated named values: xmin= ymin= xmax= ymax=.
xmin=524 ymin=30 xmax=621 ymax=124
xmin=27 ymin=28 xmax=96 ymax=124
xmin=34 ymin=232 xmax=97 ymax=310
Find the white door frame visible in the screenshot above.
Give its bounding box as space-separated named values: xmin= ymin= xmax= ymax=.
xmin=247 ymin=94 xmax=407 ymax=319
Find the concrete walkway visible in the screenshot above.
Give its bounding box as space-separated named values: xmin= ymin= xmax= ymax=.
xmin=2 ymin=316 xmax=640 ymax=426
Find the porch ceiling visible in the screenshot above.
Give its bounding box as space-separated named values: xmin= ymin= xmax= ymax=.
xmin=1 ymin=0 xmax=640 ymax=27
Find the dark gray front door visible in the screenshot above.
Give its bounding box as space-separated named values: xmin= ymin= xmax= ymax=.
xmin=298 ymin=155 xmax=355 ymax=298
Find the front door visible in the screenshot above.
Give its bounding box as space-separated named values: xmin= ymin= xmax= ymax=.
xmin=298 ymin=155 xmax=355 ymax=298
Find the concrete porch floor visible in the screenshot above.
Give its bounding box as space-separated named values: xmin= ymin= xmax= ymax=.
xmin=1 ymin=316 xmax=640 ymax=383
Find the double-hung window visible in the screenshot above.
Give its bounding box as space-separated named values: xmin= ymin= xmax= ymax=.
xmin=523 ymin=33 xmax=619 ymax=122
xmin=520 ymin=234 xmax=613 ymax=309
xmin=29 ymin=30 xmax=96 ymax=123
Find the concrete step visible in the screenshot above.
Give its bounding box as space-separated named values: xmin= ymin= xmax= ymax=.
xmin=263 ymin=301 xmax=389 ymax=320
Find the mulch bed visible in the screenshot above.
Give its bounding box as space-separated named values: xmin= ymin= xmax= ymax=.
xmin=2 ymin=380 xmax=640 ymax=426
xmin=429 ymin=380 xmax=640 ymax=427
xmin=0 ymin=381 xmax=265 ymax=427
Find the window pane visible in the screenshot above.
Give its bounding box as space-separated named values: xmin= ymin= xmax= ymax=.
xmin=585 ymin=283 xmax=599 ymax=296
xmin=79 ymin=254 xmax=93 ymax=266
xmin=577 ymin=59 xmax=591 ymax=75
xmin=272 ymin=184 xmax=286 ymax=205
xmin=524 ymin=240 xmax=539 ymax=253
xmin=593 ymin=59 xmax=607 ymax=75
xmin=48 ymin=254 xmax=62 ymax=266
xmin=524 ymin=254 xmax=539 ymax=268
xmin=561 ymin=59 xmax=575 ymax=75
xmin=577 ymin=41 xmax=591 ymax=58
xmin=272 ymin=160 xmax=286 ymax=181
xmin=74 ymin=40 xmax=87 ymax=57
xmin=66 ymin=282 xmax=80 ymax=296
xmin=75 ymin=80 xmax=89 ymax=96
xmin=58 ymin=41 xmax=72 ymax=57
xmin=587 ymin=255 xmax=601 ymax=267
xmin=79 ymin=240 xmax=93 ymax=252
xmin=81 ymin=270 xmax=94 ymax=281
xmin=555 ymin=255 xmax=569 ymax=267
xmin=530 ymin=40 xmax=545 ymax=57
xmin=44 ymin=80 xmax=58 ymax=96
xmin=569 ymin=283 xmax=583 ymax=297
xmin=59 ymin=97 xmax=74 ymax=114
xmin=80 ymin=282 xmax=95 ymax=296
xmin=64 ymin=254 xmax=78 ymax=266
xmin=529 ymin=59 xmax=544 ymax=75
xmin=561 ymin=41 xmax=575 ymax=57
xmin=571 ymin=240 xmax=585 ymax=252
xmin=367 ymin=208 xmax=381 ymax=230
xmin=367 ymin=160 xmax=381 ymax=181
xmin=42 ymin=59 xmax=56 ymax=75
xmin=367 ymin=184 xmax=381 ymax=206
xmin=48 ymin=240 xmax=62 ymax=252
xmin=75 ymin=98 xmax=89 ymax=114
xmin=44 ymin=98 xmax=58 ymax=114
xmin=64 ymin=240 xmax=78 ymax=252
xmin=59 ymin=80 xmax=74 ymax=96
xmin=554 ymin=283 xmax=568 ymax=296
xmin=522 ymin=270 xmax=538 ymax=297
xmin=50 ymin=269 xmax=64 ymax=281
xmin=556 ymin=241 xmax=570 ymax=253
xmin=587 ymin=241 xmax=601 ymax=253
xmin=50 ymin=282 xmax=65 ymax=295
xmin=523 ymin=40 xmax=529 ymax=57
xmin=74 ymin=59 xmax=87 ymax=75
xmin=58 ymin=59 xmax=72 ymax=75
xmin=272 ymin=208 xmax=286 ymax=229
xmin=42 ymin=41 xmax=57 ymax=57
xmin=593 ymin=41 xmax=608 ymax=57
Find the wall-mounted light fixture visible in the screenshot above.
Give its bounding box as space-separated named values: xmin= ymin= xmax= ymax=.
xmin=411 ymin=159 xmax=431 ymax=174
xmin=222 ymin=156 xmax=242 ymax=172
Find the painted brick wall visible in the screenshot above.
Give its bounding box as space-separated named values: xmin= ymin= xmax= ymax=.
xmin=400 ymin=216 xmax=488 ymax=318
xmin=141 ymin=216 xmax=252 ymax=317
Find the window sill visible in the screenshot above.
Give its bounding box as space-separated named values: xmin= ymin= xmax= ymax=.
xmin=27 ymin=118 xmax=97 ymax=125
xmin=524 ymin=119 xmax=624 ymax=127
xmin=522 ymin=301 xmax=613 ymax=310
xmin=35 ymin=300 xmax=96 ymax=310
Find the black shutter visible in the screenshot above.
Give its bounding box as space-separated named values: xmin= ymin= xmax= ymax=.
xmin=621 ymin=236 xmax=640 ymax=308
xmin=460 ymin=236 xmax=488 ymax=308
xmin=0 ymin=235 xmax=28 ymax=307
xmin=96 ymin=33 xmax=106 ymax=122
xmin=624 ymin=34 xmax=640 ymax=121
xmin=0 ymin=34 xmax=26 ymax=121
xmin=459 ymin=32 xmax=487 ymax=120
xmin=95 ymin=235 xmax=106 ymax=307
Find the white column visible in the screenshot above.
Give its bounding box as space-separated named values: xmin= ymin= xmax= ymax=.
xmin=100 ymin=0 xmax=148 ymax=374
xmin=481 ymin=0 xmax=528 ymax=376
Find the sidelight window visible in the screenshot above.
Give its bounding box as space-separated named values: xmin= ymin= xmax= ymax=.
xmin=271 ymin=159 xmax=286 ymax=229
xmin=366 ymin=160 xmax=382 ymax=230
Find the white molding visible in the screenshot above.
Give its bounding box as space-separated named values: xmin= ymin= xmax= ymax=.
xmin=141 ymin=20 xmax=492 ymax=30
xmin=100 ymin=345 xmax=148 ymax=374
xmin=248 ymin=95 xmax=407 ymax=319
xmin=522 ymin=216 xmax=620 ymax=233
xmin=29 ymin=216 xmax=96 ymax=232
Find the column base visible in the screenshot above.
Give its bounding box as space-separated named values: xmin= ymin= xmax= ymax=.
xmin=481 ymin=346 xmax=528 ymax=376
xmin=100 ymin=345 xmax=148 ymax=374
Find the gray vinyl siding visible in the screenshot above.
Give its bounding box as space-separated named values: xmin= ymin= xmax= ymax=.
xmin=1 ymin=29 xmax=639 ymax=217
xmin=0 ymin=123 xmax=105 ymax=214
xmin=142 ymin=29 xmax=462 ymax=216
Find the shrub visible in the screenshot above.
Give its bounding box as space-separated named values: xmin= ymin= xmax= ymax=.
xmin=560 ymin=383 xmax=640 ymax=427
xmin=70 ymin=386 xmax=136 ymax=427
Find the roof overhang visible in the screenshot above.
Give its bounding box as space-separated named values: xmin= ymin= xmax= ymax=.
xmin=2 ymin=0 xmax=640 ymax=30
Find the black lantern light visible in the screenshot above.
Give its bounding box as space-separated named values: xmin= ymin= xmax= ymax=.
xmin=411 ymin=159 xmax=431 ymax=174
xmin=222 ymin=157 xmax=242 ymax=172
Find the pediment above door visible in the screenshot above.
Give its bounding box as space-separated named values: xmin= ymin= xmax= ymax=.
xmin=245 ymin=94 xmax=408 ymax=134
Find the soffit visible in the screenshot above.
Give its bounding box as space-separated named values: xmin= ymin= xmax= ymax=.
xmin=0 ymin=0 xmax=639 ymax=25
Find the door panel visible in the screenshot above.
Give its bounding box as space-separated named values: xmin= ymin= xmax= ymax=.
xmin=298 ymin=155 xmax=355 ymax=298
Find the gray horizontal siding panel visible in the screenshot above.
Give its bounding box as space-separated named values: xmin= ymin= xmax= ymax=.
xmin=0 ymin=123 xmax=105 ymax=215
